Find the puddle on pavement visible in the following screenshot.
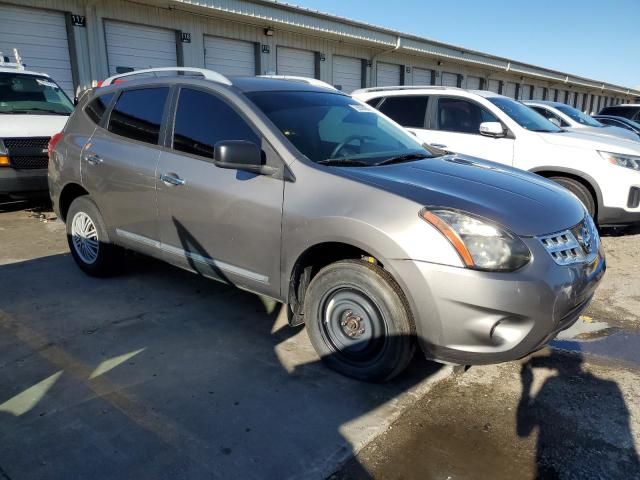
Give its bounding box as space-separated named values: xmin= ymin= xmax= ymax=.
xmin=552 ymin=315 xmax=640 ymax=367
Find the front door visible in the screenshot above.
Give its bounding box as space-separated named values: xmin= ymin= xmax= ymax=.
xmin=82 ymin=86 xmax=170 ymax=253
xmin=415 ymin=96 xmax=515 ymax=166
xmin=156 ymin=87 xmax=284 ymax=298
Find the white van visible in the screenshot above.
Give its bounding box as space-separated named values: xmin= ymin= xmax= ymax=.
xmin=353 ymin=86 xmax=640 ymax=226
xmin=0 ymin=57 xmax=72 ymax=197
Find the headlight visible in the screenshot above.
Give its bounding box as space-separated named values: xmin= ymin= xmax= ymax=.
xmin=0 ymin=139 xmax=9 ymax=167
xmin=420 ymin=208 xmax=531 ymax=272
xmin=599 ymin=151 xmax=640 ymax=171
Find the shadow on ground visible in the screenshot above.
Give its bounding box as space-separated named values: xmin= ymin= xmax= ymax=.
xmin=0 ymin=252 xmax=442 ymax=480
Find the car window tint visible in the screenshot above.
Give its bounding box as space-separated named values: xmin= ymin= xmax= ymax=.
xmin=173 ymin=88 xmax=259 ymax=159
xmin=530 ymin=106 xmax=568 ymax=127
xmin=378 ymin=96 xmax=428 ymax=128
xmin=436 ymin=97 xmax=498 ymax=134
xmin=85 ymin=93 xmax=114 ymax=124
xmin=365 ymin=98 xmax=382 ymax=108
xmin=108 ymin=88 xmax=169 ymax=144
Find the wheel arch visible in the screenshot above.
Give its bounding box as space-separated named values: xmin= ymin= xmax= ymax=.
xmin=531 ymin=167 xmax=602 ymax=218
xmin=58 ymin=182 xmax=90 ymax=222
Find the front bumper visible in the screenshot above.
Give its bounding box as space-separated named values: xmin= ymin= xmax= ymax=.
xmin=598 ymin=205 xmax=640 ymax=227
xmin=0 ymin=168 xmax=48 ymax=195
xmin=389 ymin=237 xmax=606 ymax=365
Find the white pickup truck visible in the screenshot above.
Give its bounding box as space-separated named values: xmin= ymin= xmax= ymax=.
xmin=0 ymin=51 xmax=72 ymax=197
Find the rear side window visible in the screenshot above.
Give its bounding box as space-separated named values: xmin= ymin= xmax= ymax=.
xmin=378 ymin=96 xmax=429 ymax=128
xmin=436 ymin=97 xmax=498 ymax=134
xmin=108 ymin=87 xmax=169 ymax=145
xmin=172 ymin=88 xmax=259 ymax=159
xmin=85 ymin=93 xmax=114 ymax=124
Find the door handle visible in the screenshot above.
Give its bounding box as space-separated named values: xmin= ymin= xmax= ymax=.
xmin=160 ymin=173 xmax=186 ymax=186
xmin=430 ymin=143 xmax=448 ymax=149
xmin=85 ymin=153 xmax=103 ymax=165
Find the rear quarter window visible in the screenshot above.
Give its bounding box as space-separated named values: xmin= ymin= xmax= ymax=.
xmin=85 ymin=92 xmax=114 ymax=124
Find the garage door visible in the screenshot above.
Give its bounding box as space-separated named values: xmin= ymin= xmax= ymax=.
xmin=0 ymin=4 xmax=74 ymax=96
xmin=376 ymin=62 xmax=401 ymax=87
xmin=413 ymin=68 xmax=433 ymax=86
xmin=441 ymin=72 xmax=458 ymax=87
xmin=504 ymin=82 xmax=517 ymax=98
xmin=204 ymin=36 xmax=255 ymax=77
xmin=519 ymin=85 xmax=532 ymax=100
xmin=277 ymin=47 xmax=316 ymax=78
xmin=488 ymin=79 xmax=500 ymax=93
xmin=548 ymin=88 xmax=556 ymax=101
xmin=105 ymin=21 xmax=177 ymax=76
xmin=332 ymin=55 xmax=362 ymax=93
xmin=533 ymin=86 xmax=544 ymax=100
xmin=466 ymin=76 xmax=482 ymax=90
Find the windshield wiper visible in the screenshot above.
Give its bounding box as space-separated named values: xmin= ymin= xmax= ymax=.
xmin=6 ymin=108 xmax=68 ymax=115
xmin=316 ymin=158 xmax=372 ymax=167
xmin=374 ymin=153 xmax=430 ymax=166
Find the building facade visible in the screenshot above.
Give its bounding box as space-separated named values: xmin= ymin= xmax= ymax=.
xmin=1 ymin=0 xmax=639 ymax=111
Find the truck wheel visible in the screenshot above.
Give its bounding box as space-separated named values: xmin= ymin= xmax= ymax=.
xmin=549 ymin=176 xmax=596 ymax=218
xmin=304 ymin=260 xmax=415 ymax=382
xmin=66 ymin=196 xmax=123 ymax=277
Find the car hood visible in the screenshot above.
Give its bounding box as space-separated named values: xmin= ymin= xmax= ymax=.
xmin=0 ymin=114 xmax=68 ymax=137
xmin=536 ymin=129 xmax=640 ymax=154
xmin=339 ymin=155 xmax=585 ymax=237
xmin=567 ymin=125 xmax=639 ymax=142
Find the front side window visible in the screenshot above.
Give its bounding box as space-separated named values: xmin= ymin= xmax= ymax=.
xmin=0 ymin=72 xmax=73 ymax=115
xmin=85 ymin=93 xmax=114 ymax=125
xmin=436 ymin=97 xmax=498 ymax=134
xmin=554 ymin=104 xmax=602 ymax=127
xmin=172 ymin=88 xmax=260 ymax=158
xmin=108 ymin=88 xmax=169 ymax=145
xmin=247 ymin=91 xmax=431 ymax=165
xmin=530 ymin=106 xmax=569 ymax=127
xmin=377 ymin=96 xmax=429 ymax=128
xmin=488 ymin=97 xmax=562 ymax=133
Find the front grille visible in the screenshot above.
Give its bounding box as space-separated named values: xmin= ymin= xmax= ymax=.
xmin=3 ymin=137 xmax=50 ymax=149
xmin=10 ymin=156 xmax=49 ymax=169
xmin=538 ymin=216 xmax=599 ymax=266
xmin=628 ymin=187 xmax=640 ymax=208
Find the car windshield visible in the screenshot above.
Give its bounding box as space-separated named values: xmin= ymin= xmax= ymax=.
xmin=554 ymin=104 xmax=602 ymax=127
xmin=247 ymin=91 xmax=433 ymax=166
xmin=488 ymin=97 xmax=562 ymax=133
xmin=0 ymin=72 xmax=73 ymax=115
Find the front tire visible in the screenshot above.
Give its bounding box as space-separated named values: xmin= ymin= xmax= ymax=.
xmin=66 ymin=196 xmax=123 ymax=277
xmin=549 ymin=176 xmax=596 ymax=218
xmin=304 ymin=260 xmax=415 ymax=382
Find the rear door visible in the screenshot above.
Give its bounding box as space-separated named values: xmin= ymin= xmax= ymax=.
xmin=418 ymin=96 xmax=514 ymax=165
xmin=82 ymin=86 xmax=170 ymax=253
xmin=156 ymin=87 xmax=284 ymax=297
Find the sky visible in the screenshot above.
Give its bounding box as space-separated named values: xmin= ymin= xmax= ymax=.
xmin=287 ymin=0 xmax=639 ymax=89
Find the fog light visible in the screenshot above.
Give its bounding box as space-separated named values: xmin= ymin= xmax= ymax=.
xmin=0 ymin=155 xmax=10 ymax=167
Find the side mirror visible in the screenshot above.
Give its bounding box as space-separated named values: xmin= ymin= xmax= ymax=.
xmin=548 ymin=117 xmax=561 ymax=127
xmin=214 ymin=140 xmax=275 ymax=175
xmin=479 ymin=121 xmax=506 ymax=138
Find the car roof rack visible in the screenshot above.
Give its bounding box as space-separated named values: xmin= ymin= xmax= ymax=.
xmin=101 ymin=67 xmax=232 ymax=87
xmin=352 ymin=85 xmax=454 ymax=94
xmin=258 ymin=75 xmax=339 ymax=91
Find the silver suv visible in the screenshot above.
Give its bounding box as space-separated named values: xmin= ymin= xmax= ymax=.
xmin=49 ymin=68 xmax=605 ymax=382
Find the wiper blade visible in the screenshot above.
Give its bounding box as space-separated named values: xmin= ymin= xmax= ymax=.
xmin=316 ymin=158 xmax=372 ymax=167
xmin=5 ymin=108 xmax=67 ymax=115
xmin=374 ymin=153 xmax=429 ymax=166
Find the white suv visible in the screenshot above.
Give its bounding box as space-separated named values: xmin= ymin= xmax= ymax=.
xmin=353 ymin=86 xmax=640 ymax=226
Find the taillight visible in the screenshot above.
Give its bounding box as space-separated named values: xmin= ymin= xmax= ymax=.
xmin=96 ymin=80 xmax=103 ymax=88
xmin=48 ymin=132 xmax=63 ymax=158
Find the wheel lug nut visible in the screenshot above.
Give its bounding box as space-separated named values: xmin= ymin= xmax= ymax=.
xmin=358 ymin=329 xmax=365 ymax=335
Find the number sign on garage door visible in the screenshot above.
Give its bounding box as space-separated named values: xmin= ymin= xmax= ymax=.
xmin=277 ymin=47 xmax=316 ymax=78
xmin=441 ymin=72 xmax=459 ymax=87
xmin=205 ymin=36 xmax=256 ymax=77
xmin=105 ymin=21 xmax=177 ymax=76
xmin=413 ymin=68 xmax=433 ymax=86
xmin=376 ymin=62 xmax=401 ymax=87
xmin=0 ymin=4 xmax=74 ymax=96
xmin=332 ymin=55 xmax=362 ymax=93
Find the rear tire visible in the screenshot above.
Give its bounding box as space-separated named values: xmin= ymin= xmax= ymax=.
xmin=66 ymin=196 xmax=123 ymax=277
xmin=549 ymin=176 xmax=596 ymax=218
xmin=304 ymin=260 xmax=415 ymax=382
